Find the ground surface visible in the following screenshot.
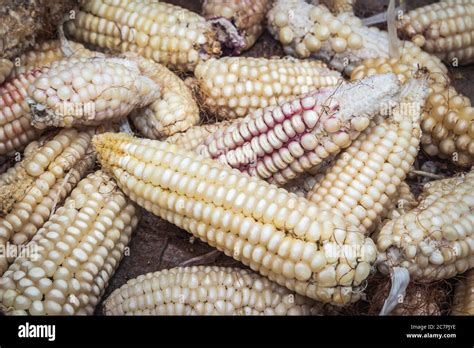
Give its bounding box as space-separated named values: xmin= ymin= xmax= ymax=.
xmin=97 ymin=0 xmax=474 ymax=314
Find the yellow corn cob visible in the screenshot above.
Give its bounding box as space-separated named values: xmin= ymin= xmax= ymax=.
xmin=267 ymin=0 xmax=448 ymax=76
xmin=11 ymin=40 xmax=99 ymax=78
xmin=165 ymin=121 xmax=233 ymax=151
xmin=0 ymin=59 xmax=13 ymax=85
xmin=0 ymin=128 xmax=98 ymax=276
xmin=27 ymin=57 xmax=160 ymax=128
xmin=65 ymin=0 xmax=225 ymax=72
xmin=307 ymin=78 xmax=428 ymax=235
xmin=0 ymin=170 xmax=138 ymax=315
xmin=377 ymin=170 xmax=474 ymax=282
xmin=104 ymin=266 xmax=324 ymax=315
xmin=122 ymin=53 xmax=200 ymax=139
xmin=197 ymin=74 xmax=400 ymax=185
xmin=452 ymin=269 xmax=474 ymax=315
xmin=202 ymin=0 xmax=272 ymax=51
xmin=193 ymin=57 xmax=342 ymax=120
xmin=0 ymin=68 xmax=46 ymax=157
xmin=317 ymin=0 xmax=354 ymax=14
xmin=94 ymin=132 xmax=378 ymax=304
xmin=351 ymin=57 xmax=474 ymax=167
xmin=398 ymin=0 xmax=474 ymax=65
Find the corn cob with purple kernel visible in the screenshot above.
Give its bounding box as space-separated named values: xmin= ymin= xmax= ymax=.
xmin=452 ymin=269 xmax=474 ymax=315
xmin=377 ymin=170 xmax=474 ymax=283
xmin=27 ymin=57 xmax=160 ymax=129
xmin=165 ymin=121 xmax=233 ymax=151
xmin=398 ymin=0 xmax=474 ymax=65
xmin=351 ymin=57 xmax=474 ymax=167
xmin=93 ymin=132 xmax=378 ymax=304
xmin=202 ymin=0 xmax=273 ymax=51
xmin=197 ymin=74 xmax=400 ymax=185
xmin=104 ymin=266 xmax=324 ymax=315
xmin=193 ymin=57 xmax=342 ymax=120
xmin=122 ymin=53 xmax=200 ymax=139
xmin=307 ymin=78 xmax=428 ymax=235
xmin=0 ymin=170 xmax=138 ymax=315
xmin=0 ymin=68 xmax=46 ymax=157
xmin=0 ymin=128 xmax=98 ymax=276
xmin=64 ymin=0 xmax=243 ymax=72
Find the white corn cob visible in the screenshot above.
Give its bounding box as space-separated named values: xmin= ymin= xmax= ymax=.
xmin=197 ymin=74 xmax=401 ymax=185
xmin=104 ymin=266 xmax=324 ymax=315
xmin=377 ymin=170 xmax=474 ymax=282
xmin=452 ymin=269 xmax=474 ymax=315
xmin=11 ymin=40 xmax=99 ymax=78
xmin=307 ymin=78 xmax=428 ymax=235
xmin=0 ymin=59 xmax=13 ymax=85
xmin=0 ymin=128 xmax=98 ymax=275
xmin=193 ymin=56 xmax=342 ymax=120
xmin=0 ymin=170 xmax=138 ymax=315
xmin=351 ymin=57 xmax=474 ymax=168
xmin=27 ymin=56 xmax=160 ymax=128
xmin=202 ymin=0 xmax=273 ymax=51
xmin=0 ymin=68 xmax=46 ymax=157
xmin=65 ymin=0 xmax=228 ymax=72
xmin=94 ymin=132 xmax=378 ymax=304
xmin=165 ymin=121 xmax=233 ymax=151
xmin=122 ymin=53 xmax=200 ymax=139
xmin=398 ymin=0 xmax=474 ymax=65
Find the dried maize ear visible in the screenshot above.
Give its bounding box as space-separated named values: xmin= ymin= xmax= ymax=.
xmin=316 ymin=0 xmax=354 ymax=14
xmin=267 ymin=0 xmax=448 ymax=76
xmin=377 ymin=170 xmax=474 ymax=282
xmin=203 ymin=0 xmax=272 ymax=51
xmin=27 ymin=57 xmax=160 ymax=128
xmin=351 ymin=57 xmax=474 ymax=167
xmin=307 ymin=78 xmax=428 ymax=235
xmin=94 ymin=132 xmax=378 ymax=304
xmin=65 ymin=0 xmax=227 ymax=72
xmin=165 ymin=121 xmax=233 ymax=151
xmin=0 ymin=59 xmax=13 ymax=85
xmin=104 ymin=266 xmax=324 ymax=315
xmin=193 ymin=57 xmax=342 ymax=120
xmin=0 ymin=170 xmax=138 ymax=315
xmin=0 ymin=128 xmax=99 ymax=275
xmin=11 ymin=40 xmax=99 ymax=78
xmin=398 ymin=0 xmax=474 ymax=65
xmin=197 ymin=74 xmax=400 ymax=185
xmin=0 ymin=68 xmax=46 ymax=157
xmin=122 ymin=54 xmax=200 ymax=139
xmin=452 ymin=269 xmax=474 ymax=315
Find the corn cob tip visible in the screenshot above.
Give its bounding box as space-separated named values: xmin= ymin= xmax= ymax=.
xmin=207 ymin=17 xmax=247 ymax=56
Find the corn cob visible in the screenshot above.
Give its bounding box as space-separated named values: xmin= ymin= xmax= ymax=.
xmin=398 ymin=0 xmax=474 ymax=65
xmin=317 ymin=0 xmax=354 ymax=14
xmin=104 ymin=266 xmax=324 ymax=315
xmin=452 ymin=269 xmax=474 ymax=315
xmin=307 ymin=78 xmax=428 ymax=235
xmin=11 ymin=40 xmax=98 ymax=78
xmin=351 ymin=57 xmax=474 ymax=167
xmin=122 ymin=54 xmax=200 ymax=139
xmin=197 ymin=74 xmax=400 ymax=185
xmin=0 ymin=128 xmax=98 ymax=276
xmin=377 ymin=170 xmax=474 ymax=283
xmin=0 ymin=59 xmax=13 ymax=85
xmin=267 ymin=0 xmax=448 ymax=76
xmin=165 ymin=121 xmax=233 ymax=151
xmin=27 ymin=57 xmax=160 ymax=129
xmin=0 ymin=68 xmax=46 ymax=157
xmin=193 ymin=57 xmax=342 ymax=120
xmin=64 ymin=0 xmax=235 ymax=72
xmin=0 ymin=170 xmax=138 ymax=315
xmin=94 ymin=132 xmax=378 ymax=304
xmin=202 ymin=0 xmax=272 ymax=51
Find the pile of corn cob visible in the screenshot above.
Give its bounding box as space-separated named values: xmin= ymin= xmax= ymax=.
xmin=0 ymin=0 xmax=472 ymax=317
